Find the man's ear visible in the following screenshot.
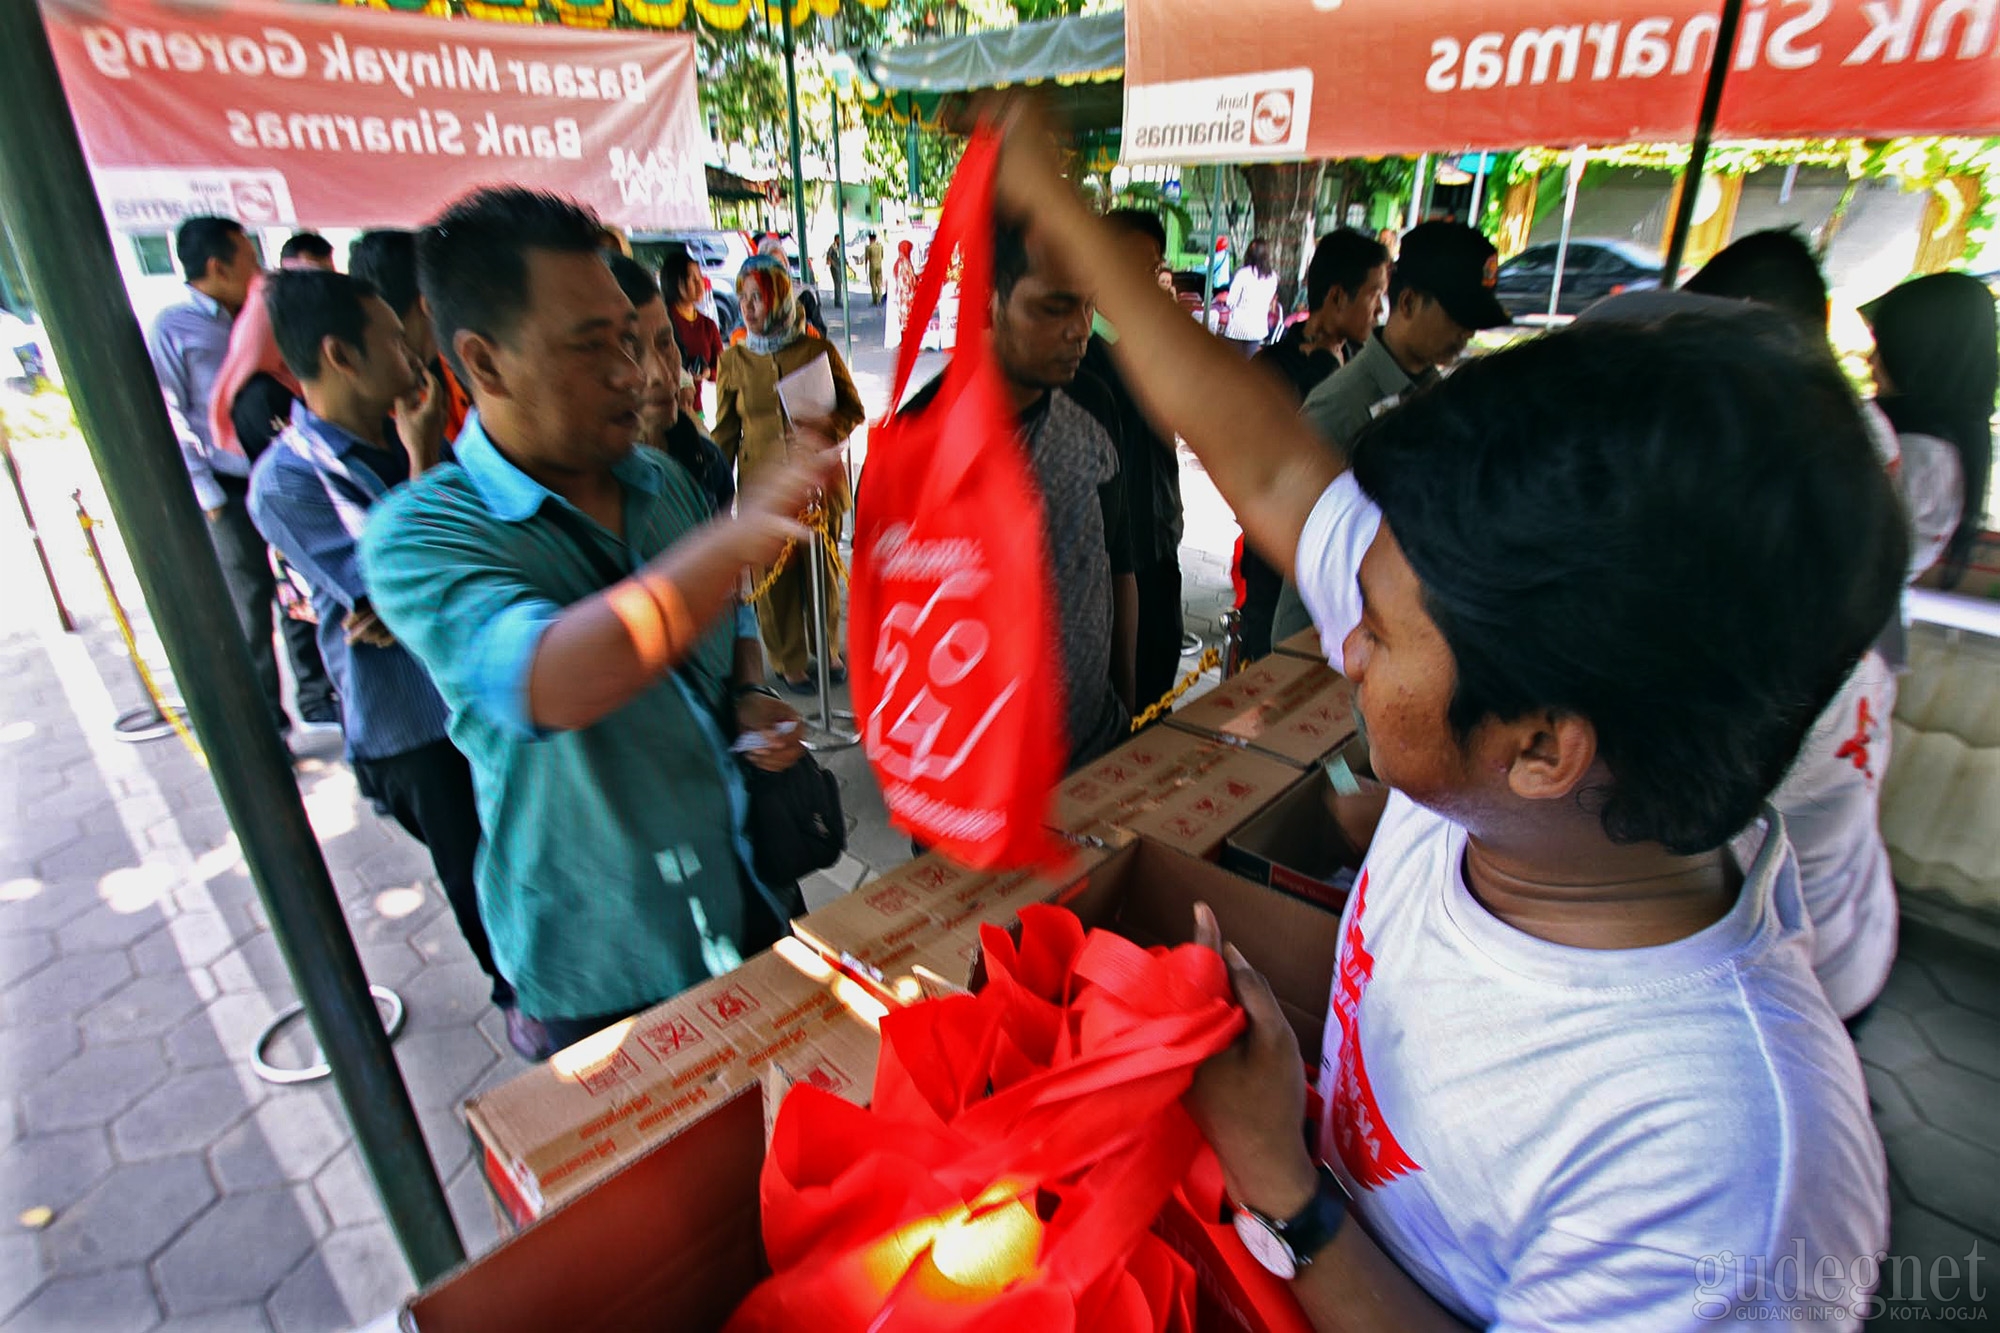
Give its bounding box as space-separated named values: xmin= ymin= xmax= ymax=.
xmin=456 ymin=329 xmax=508 ymax=400
xmin=1503 ymin=710 xmax=1598 ymax=803
xmin=321 ymin=335 xmax=361 ymax=381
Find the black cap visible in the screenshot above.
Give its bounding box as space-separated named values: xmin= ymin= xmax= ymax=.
xmin=1395 ymin=222 xmax=1510 ymax=331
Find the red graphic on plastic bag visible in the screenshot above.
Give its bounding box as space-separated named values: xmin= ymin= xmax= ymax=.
xmin=848 ymin=127 xmax=1067 ymax=871
xmin=1834 ymin=697 xmax=1879 ymax=782
xmin=1327 ymin=872 xmax=1422 ymax=1189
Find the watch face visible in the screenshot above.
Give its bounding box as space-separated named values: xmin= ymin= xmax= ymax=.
xmin=1232 ymin=1208 xmax=1298 ymax=1280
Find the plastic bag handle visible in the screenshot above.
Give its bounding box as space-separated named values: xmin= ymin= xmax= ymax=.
xmin=880 ymin=123 xmax=999 ymax=425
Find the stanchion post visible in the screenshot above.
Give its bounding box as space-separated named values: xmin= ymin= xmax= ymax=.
xmin=0 ymin=4 xmax=462 ymax=1283
xmin=0 ymin=418 xmax=74 ymax=632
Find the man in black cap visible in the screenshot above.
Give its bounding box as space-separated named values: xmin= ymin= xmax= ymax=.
xmin=1272 ymin=222 xmax=1510 ymax=644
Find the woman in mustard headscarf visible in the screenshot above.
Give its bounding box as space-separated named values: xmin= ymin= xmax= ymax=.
xmin=713 ymin=254 xmax=865 ymax=693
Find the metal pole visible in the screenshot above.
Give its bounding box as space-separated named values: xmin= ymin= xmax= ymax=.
xmin=906 ymin=97 xmax=921 ymax=204
xmin=1661 ymin=0 xmax=1746 ymax=286
xmin=831 ymin=88 xmax=853 ymax=366
xmin=0 ymin=5 xmax=462 ymax=1283
xmin=1202 ymin=168 xmax=1220 ymax=330
xmin=1468 ymin=154 xmax=1488 ymax=232
xmin=0 ymin=420 xmax=74 ymax=632
xmin=804 ymin=512 xmax=857 ymax=751
xmin=1407 ymin=153 xmax=1429 ymax=231
xmin=781 ymin=5 xmax=813 ymax=289
xmin=1548 ymin=146 xmax=1586 ymax=320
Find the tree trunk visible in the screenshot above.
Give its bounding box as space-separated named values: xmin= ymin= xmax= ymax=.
xmin=1237 ymin=161 xmax=1326 ymax=312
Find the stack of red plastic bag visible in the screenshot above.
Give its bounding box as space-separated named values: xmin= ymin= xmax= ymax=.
xmin=727 ymin=905 xmax=1256 ymax=1331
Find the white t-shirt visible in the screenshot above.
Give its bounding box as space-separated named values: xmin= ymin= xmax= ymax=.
xmin=1225 ymin=268 xmax=1280 ymax=342
xmin=1755 ymin=652 xmax=1898 ymax=1019
xmin=1296 ymin=475 xmax=1889 ymax=1330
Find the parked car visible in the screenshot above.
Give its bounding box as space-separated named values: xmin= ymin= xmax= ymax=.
xmin=1495 ymin=239 xmax=1665 ymax=320
xmin=631 ymin=230 xmax=749 ymax=337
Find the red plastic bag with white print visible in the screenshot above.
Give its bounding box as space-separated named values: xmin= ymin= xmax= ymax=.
xmin=847 ymin=125 xmax=1068 ymax=870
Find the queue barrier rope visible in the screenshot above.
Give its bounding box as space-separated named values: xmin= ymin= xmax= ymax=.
xmin=1130 ymin=645 xmax=1223 ymax=732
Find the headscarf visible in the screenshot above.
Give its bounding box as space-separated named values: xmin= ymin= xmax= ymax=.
xmin=208 ymin=272 xmax=299 ymax=458
xmin=1863 ymin=272 xmax=1998 ymax=584
xmin=737 ymin=254 xmax=804 ymax=357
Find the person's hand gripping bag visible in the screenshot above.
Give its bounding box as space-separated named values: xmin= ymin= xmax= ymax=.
xmin=847 ymin=125 xmax=1067 ymax=870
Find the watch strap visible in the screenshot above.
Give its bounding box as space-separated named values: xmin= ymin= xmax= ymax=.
xmin=1266 ymin=1162 xmax=1346 ymax=1270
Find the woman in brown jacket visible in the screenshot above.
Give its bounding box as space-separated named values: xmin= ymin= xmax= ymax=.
xmin=713 ymin=255 xmax=866 ymax=692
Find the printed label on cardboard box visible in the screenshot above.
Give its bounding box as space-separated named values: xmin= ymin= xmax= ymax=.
xmin=1167 ymin=656 xmax=1358 ymax=767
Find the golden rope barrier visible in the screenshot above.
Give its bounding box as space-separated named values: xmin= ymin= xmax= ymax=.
xmin=1129 ymin=645 xmax=1223 ymax=733
xmin=72 ymin=495 xmax=206 ymax=763
xmin=746 ymin=503 xmax=849 ymax=605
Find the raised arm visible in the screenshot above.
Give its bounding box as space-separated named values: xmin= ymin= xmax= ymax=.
xmin=994 ymin=127 xmax=1340 ymax=577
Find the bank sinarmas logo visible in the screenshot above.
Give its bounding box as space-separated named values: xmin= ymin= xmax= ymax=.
xmin=1250 ymin=89 xmax=1294 ymax=147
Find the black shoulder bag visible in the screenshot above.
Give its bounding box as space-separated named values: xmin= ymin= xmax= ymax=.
xmin=540 ymin=502 xmax=844 ymax=908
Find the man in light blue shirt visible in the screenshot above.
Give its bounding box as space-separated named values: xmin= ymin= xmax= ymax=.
xmin=146 ymin=216 xmax=334 ymax=738
xmin=361 ymin=188 xmax=835 ymax=1060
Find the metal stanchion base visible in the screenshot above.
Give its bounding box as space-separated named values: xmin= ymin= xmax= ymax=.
xmin=251 ymin=984 xmax=406 ymax=1085
xmin=804 ymin=711 xmax=859 ymax=752
xmin=112 ymin=700 xmax=186 ymax=743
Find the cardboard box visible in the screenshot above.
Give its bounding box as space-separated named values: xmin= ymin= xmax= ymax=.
xmin=1220 ymin=748 xmax=1375 ymax=913
xmin=1167 ymin=654 xmax=1359 ymax=769
xmin=787 ymin=843 xmax=1116 ymax=1009
xmin=407 ymin=1087 xmax=769 ymax=1333
xmin=938 ymin=840 xmax=1343 ymax=1063
xmin=464 ymin=948 xmax=879 ymax=1226
xmin=408 ymin=846 xmax=1344 ymax=1333
xmin=1051 ymin=726 xmax=1305 ymax=859
xmin=1273 ymin=626 xmax=1327 ymax=662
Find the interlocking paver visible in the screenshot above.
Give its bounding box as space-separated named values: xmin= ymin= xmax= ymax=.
xmin=80 ymin=972 xmax=207 ymax=1044
xmin=1917 ymin=1005 xmax=2000 ymax=1082
xmin=1853 ymin=1004 xmax=1937 ymax=1074
xmin=39 ymin=1155 xmax=214 ymax=1275
xmin=392 ymin=1029 xmax=500 ymax=1114
xmin=56 ymin=899 xmax=173 ymax=954
xmin=268 ymin=1223 xmax=414 ymax=1333
xmin=310 ymin=1147 xmax=379 ymax=1232
xmin=208 ymin=1096 xmax=350 ymax=1193
xmin=1884 ymin=1123 xmax=2000 ymax=1240
xmin=392 ymin=960 xmax=493 ymax=1034
xmin=0 ymin=1128 xmax=114 ymax=1220
xmin=0 ymin=931 xmax=53 ymax=991
xmin=0 ymin=1267 xmax=160 ymax=1333
xmin=6 ymin=948 xmax=133 ymax=1026
xmin=0 ymin=1019 xmax=80 ymax=1084
xmin=110 ymin=1068 xmax=261 ymax=1161
xmin=0 ymin=1236 xmax=47 ymax=1323
xmin=162 ymin=992 xmax=278 ymax=1070
xmin=19 ymin=1040 xmax=168 ymax=1133
xmin=152 ymin=1188 xmax=318 ymax=1316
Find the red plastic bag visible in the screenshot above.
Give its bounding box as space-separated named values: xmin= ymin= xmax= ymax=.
xmin=726 ymin=906 xmax=1245 ymax=1332
xmin=848 ymin=125 xmax=1069 ymax=870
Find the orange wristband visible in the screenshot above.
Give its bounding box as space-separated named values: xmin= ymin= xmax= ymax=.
xmin=605 ymin=573 xmax=695 ymax=674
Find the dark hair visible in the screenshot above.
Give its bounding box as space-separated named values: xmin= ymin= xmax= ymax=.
xmin=658 ymin=244 xmax=701 ymax=302
xmin=1243 ymin=238 xmax=1274 ymax=278
xmin=608 ymin=253 xmax=661 ymax=308
xmin=1683 ymin=229 xmax=1829 ymax=334
xmin=1350 ymin=308 xmax=1907 ymax=854
xmin=1104 ymin=208 xmax=1168 ymax=256
xmin=1869 ymin=271 xmax=1999 ymax=582
xmin=418 ymin=187 xmax=605 ymax=382
xmin=348 ymin=231 xmax=421 ymax=318
xmin=265 ymin=269 xmax=382 ymax=383
xmin=174 ymin=216 xmax=246 ymax=282
xmin=1306 ymin=229 xmax=1392 ymax=312
xmin=994 ymin=212 xmax=1031 ymax=302
xmin=279 ymin=232 xmax=335 ymax=267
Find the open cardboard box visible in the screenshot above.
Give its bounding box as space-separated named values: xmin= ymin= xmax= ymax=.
xmin=1272 ymin=626 xmax=1327 ymax=662
xmin=407 ymin=841 xmax=1343 ymax=1331
xmin=463 ymin=947 xmax=879 ymax=1228
xmin=1051 ymin=726 xmax=1306 ymax=860
xmin=1167 ymin=654 xmax=1358 ymax=769
xmin=1220 ymin=738 xmax=1377 ymax=914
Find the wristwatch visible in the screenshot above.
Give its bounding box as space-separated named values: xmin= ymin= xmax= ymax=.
xmin=1231 ymin=1162 xmax=1347 ymax=1280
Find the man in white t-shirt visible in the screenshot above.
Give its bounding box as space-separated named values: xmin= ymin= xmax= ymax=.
xmin=995 ymin=119 xmax=1904 ymax=1331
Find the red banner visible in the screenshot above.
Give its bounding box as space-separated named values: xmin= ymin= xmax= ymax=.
xmin=41 ymin=0 xmax=708 ymax=230
xmin=1122 ymin=0 xmax=2000 ymax=163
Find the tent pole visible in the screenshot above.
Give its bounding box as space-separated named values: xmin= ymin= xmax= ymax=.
xmin=1407 ymin=153 xmax=1429 ymax=230
xmin=0 ymin=2 xmax=462 ymax=1284
xmin=1202 ymin=167 xmax=1220 ymax=330
xmin=1549 ymin=146 xmax=1586 ymax=320
xmin=1662 ymin=0 xmax=1746 ymax=285
xmin=831 ymin=86 xmax=853 ymax=365
xmin=1468 ymin=154 xmax=1488 ymax=232
xmin=906 ymin=98 xmax=921 ymax=205
xmin=782 ymin=6 xmax=813 ymax=288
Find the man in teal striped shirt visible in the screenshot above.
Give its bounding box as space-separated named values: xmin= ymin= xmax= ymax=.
xmin=361 ymin=187 xmax=835 ymax=1061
